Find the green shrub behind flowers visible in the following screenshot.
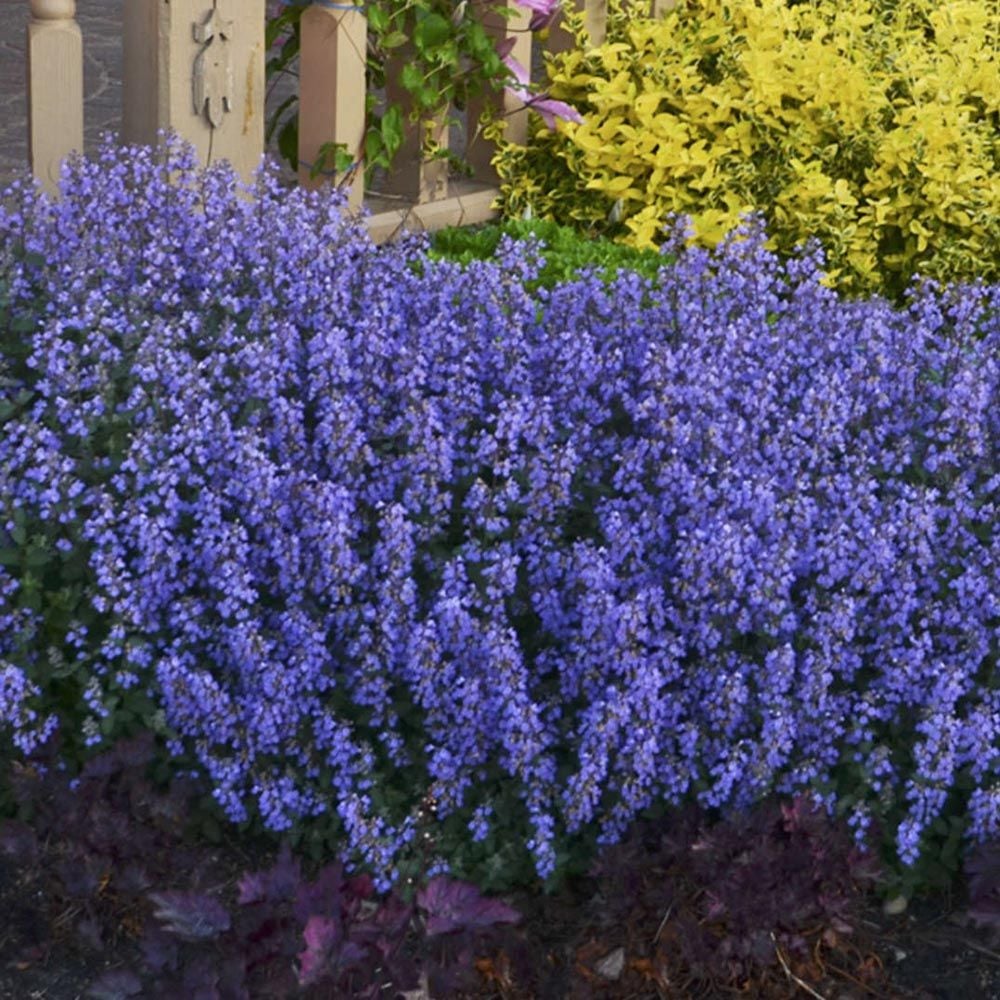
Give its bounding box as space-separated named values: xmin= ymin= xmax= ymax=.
xmin=424 ymin=217 xmax=674 ymax=291
xmin=493 ymin=0 xmax=1000 ymax=299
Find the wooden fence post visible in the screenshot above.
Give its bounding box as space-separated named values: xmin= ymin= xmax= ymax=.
xmin=380 ymin=24 xmax=450 ymax=205
xmin=27 ymin=0 xmax=84 ymax=196
xmin=297 ymin=1 xmax=367 ymax=209
xmin=464 ymin=0 xmax=532 ymax=185
xmin=123 ymin=0 xmax=265 ymax=184
xmin=546 ymin=0 xmax=607 ymax=54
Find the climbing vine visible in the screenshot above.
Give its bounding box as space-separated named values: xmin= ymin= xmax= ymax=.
xmin=265 ymin=0 xmax=579 ymax=188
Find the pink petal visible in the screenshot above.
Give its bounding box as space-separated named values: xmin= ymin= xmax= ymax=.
xmin=502 ymin=53 xmax=531 ymax=88
xmin=504 ymin=85 xmax=583 ymax=130
xmin=512 ymin=0 xmax=558 ymax=13
xmin=512 ymin=0 xmax=563 ymax=32
xmin=531 ymin=96 xmax=584 ymax=129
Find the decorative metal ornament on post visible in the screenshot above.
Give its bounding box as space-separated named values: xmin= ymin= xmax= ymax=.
xmin=193 ymin=9 xmax=235 ymax=129
xmin=123 ymin=0 xmax=265 ymax=184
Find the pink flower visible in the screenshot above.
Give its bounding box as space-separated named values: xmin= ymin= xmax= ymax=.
xmin=511 ymin=0 xmax=561 ymax=31
xmin=502 ymin=53 xmax=583 ymax=129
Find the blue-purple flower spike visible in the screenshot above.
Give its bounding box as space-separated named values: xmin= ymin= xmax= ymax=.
xmin=1 ymin=137 xmax=998 ymax=887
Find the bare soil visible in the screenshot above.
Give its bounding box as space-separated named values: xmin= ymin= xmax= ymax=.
xmin=2 ymin=830 xmax=999 ymax=1000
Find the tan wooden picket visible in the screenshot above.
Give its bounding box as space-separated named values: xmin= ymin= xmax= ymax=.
xmin=26 ymin=0 xmax=84 ymax=195
xmin=24 ymin=0 xmax=666 ymax=239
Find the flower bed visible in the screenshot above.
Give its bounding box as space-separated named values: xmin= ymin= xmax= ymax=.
xmin=1 ymin=140 xmax=998 ymax=902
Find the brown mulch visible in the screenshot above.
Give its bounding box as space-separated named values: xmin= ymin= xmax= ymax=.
xmin=472 ymin=871 xmax=1000 ymax=1000
xmin=0 ymin=824 xmax=275 ymax=1000
xmin=2 ymin=830 xmax=1000 ymax=1000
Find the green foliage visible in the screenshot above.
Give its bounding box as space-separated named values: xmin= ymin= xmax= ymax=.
xmin=265 ymin=0 xmax=526 ymax=188
xmin=425 ymin=216 xmax=675 ymax=291
xmin=0 ymin=244 xmax=221 ymax=789
xmin=492 ymin=0 xmax=1000 ymax=299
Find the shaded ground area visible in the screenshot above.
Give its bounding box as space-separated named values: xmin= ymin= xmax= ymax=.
xmin=2 ymin=801 xmax=999 ymax=999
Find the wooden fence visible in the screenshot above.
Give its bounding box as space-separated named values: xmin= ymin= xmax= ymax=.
xmin=25 ymin=0 xmax=673 ymax=242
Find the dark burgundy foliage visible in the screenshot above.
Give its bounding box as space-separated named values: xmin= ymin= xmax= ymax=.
xmin=149 ymin=890 xmax=233 ymax=942
xmin=0 ymin=734 xmax=523 ymax=998
xmin=0 ymin=817 xmax=38 ymax=863
xmin=237 ymin=841 xmax=301 ymax=905
xmin=584 ymin=795 xmax=886 ymax=993
xmin=86 ymin=968 xmax=143 ymax=999
xmin=418 ymin=876 xmax=522 ymax=936
xmin=5 ymin=730 xmax=999 ymax=996
xmin=964 ymin=840 xmax=1000 ymax=938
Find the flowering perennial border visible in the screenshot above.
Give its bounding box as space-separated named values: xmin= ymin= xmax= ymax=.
xmin=1 ymin=141 xmax=998 ymax=889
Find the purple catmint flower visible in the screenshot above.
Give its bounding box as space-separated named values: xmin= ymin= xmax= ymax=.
xmin=1 ymin=139 xmax=998 ymax=887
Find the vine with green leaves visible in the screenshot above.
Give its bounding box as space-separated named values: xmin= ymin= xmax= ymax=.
xmin=265 ymin=0 xmax=578 ymax=189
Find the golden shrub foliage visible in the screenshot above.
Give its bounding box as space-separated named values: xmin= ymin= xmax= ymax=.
xmin=490 ymin=0 xmax=1000 ymax=296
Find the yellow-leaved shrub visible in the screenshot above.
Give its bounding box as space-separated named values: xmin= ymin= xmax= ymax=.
xmin=490 ymin=0 xmax=1000 ymax=297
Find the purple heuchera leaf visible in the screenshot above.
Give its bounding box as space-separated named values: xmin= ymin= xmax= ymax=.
xmin=965 ymin=841 xmax=1000 ymax=898
xmin=149 ymin=890 xmax=231 ymax=942
xmin=428 ymin=945 xmax=479 ymax=997
xmin=703 ymin=891 xmax=727 ymax=922
xmin=294 ymin=862 xmax=344 ymax=926
xmin=86 ymin=968 xmax=143 ymax=999
xmin=345 ymin=872 xmax=375 ymax=901
xmin=845 ymin=846 xmax=882 ymax=886
xmin=237 ymin=841 xmax=301 ymax=905
xmin=780 ymin=796 xmax=821 ymax=834
xmin=416 ymin=876 xmax=521 ymax=936
xmin=56 ymin=855 xmax=104 ymax=898
xmin=139 ymin=922 xmax=179 ymax=974
xmin=296 ymin=914 xmax=342 ymax=987
xmin=346 ymin=891 xmax=414 ymax=960
xmin=113 ymin=863 xmax=152 ymax=894
xmin=296 ymin=887 xmax=375 ymax=987
xmin=968 ymin=897 xmax=1000 ymax=933
xmin=180 ymin=952 xmax=224 ymax=996
xmin=966 ymin=842 xmax=1000 ymax=931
